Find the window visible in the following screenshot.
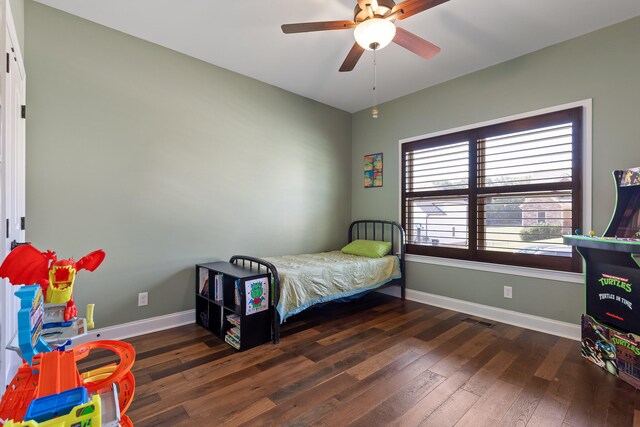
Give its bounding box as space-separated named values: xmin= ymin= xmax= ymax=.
xmin=401 ymin=107 xmax=582 ymax=272
xmin=537 ymin=212 xmax=546 ymax=221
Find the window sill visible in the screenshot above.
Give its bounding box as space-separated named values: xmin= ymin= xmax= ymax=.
xmin=405 ymin=254 xmax=584 ymax=284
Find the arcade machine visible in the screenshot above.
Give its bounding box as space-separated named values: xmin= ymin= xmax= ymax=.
xmin=564 ymin=166 xmax=640 ymax=388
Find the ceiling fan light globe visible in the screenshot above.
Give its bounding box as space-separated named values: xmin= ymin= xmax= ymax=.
xmin=354 ymin=18 xmax=396 ymax=51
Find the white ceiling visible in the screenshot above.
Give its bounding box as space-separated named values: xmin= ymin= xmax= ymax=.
xmin=33 ymin=0 xmax=640 ymax=113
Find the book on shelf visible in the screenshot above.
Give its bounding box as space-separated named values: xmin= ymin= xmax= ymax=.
xmin=226 ymin=314 xmax=240 ymax=328
xmin=213 ymin=273 xmax=224 ymax=301
xmin=225 ymin=323 xmax=241 ymax=350
xmin=198 ymin=267 xmax=209 ymax=298
xmin=224 ymin=334 xmax=240 ymax=350
xmin=227 ymin=327 xmax=241 ymax=341
xmin=234 ymin=279 xmax=241 ymax=305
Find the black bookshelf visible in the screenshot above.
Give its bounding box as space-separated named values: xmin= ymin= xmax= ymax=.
xmin=195 ymin=261 xmax=272 ymax=351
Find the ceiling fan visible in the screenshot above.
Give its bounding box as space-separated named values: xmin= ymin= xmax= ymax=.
xmin=281 ymin=0 xmax=449 ymax=72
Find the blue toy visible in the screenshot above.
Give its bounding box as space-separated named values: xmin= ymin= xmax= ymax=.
xmin=14 ymin=285 xmax=52 ymax=365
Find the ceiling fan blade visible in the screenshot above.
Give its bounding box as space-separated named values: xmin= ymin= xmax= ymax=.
xmin=393 ymin=27 xmax=440 ymax=59
xmin=339 ymin=42 xmax=365 ymax=72
xmin=392 ymin=0 xmax=449 ymax=20
xmin=281 ymin=20 xmax=356 ymax=34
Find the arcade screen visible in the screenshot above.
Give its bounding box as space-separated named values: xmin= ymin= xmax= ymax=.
xmin=614 ymin=168 xmax=640 ymax=238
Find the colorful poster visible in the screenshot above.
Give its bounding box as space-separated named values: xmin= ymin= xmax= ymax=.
xmin=364 ymin=153 xmax=383 ymax=188
xmin=245 ymin=277 xmax=269 ymax=315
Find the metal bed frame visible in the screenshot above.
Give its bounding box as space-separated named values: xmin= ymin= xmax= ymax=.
xmin=230 ymin=219 xmax=406 ymax=344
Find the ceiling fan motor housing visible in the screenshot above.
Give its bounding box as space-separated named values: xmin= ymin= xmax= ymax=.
xmin=354 ymin=0 xmax=397 ymax=22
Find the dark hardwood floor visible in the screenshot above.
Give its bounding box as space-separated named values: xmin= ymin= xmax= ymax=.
xmin=78 ymin=293 xmax=640 ymax=426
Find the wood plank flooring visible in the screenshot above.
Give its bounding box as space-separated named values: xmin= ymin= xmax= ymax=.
xmin=77 ymin=293 xmax=640 ymax=426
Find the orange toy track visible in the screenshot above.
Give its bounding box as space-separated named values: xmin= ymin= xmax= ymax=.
xmin=81 ymin=367 xmax=135 ymax=414
xmin=120 ymin=414 xmax=134 ymax=427
xmin=0 ymin=340 xmax=136 ymax=425
xmin=74 ymin=340 xmax=136 ymax=414
xmin=0 ymin=364 xmax=39 ymax=423
xmin=32 ymin=351 xmax=82 ymax=398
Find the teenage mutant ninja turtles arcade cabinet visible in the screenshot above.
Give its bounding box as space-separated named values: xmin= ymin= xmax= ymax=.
xmin=564 ymin=166 xmax=640 ymax=388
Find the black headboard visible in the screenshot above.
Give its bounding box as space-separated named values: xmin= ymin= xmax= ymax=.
xmin=348 ymin=220 xmax=406 ymax=257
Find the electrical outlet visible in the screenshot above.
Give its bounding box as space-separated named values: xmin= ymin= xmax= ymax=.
xmin=138 ymin=292 xmax=148 ymax=306
xmin=504 ymin=286 xmax=512 ymax=299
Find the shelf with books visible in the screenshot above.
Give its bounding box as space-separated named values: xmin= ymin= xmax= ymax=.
xmin=195 ymin=261 xmax=272 ymax=351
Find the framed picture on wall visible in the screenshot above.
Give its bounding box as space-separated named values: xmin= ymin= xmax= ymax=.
xmin=364 ymin=153 xmax=383 ymax=188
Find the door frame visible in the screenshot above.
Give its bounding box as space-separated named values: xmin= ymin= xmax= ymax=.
xmin=0 ymin=0 xmax=26 ymax=392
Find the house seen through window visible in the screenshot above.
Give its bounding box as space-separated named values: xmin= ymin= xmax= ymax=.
xmin=401 ymin=107 xmax=583 ymax=272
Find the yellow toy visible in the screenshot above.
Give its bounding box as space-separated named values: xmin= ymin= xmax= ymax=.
xmin=3 ymin=394 xmax=102 ymax=427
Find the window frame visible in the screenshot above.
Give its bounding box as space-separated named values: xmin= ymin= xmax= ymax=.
xmin=400 ymin=105 xmax=586 ymax=273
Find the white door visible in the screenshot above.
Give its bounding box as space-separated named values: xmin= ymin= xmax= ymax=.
xmin=0 ymin=10 xmax=26 ymax=392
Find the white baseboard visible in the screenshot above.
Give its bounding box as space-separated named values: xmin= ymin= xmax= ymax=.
xmin=72 ymin=309 xmax=195 ymax=346
xmin=70 ymin=288 xmax=581 ymax=346
xmin=378 ymin=288 xmax=580 ymax=341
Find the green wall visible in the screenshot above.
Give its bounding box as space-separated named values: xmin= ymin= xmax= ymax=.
xmin=23 ymin=3 xmax=640 ymax=329
xmin=25 ymin=2 xmax=352 ymax=328
xmin=352 ymin=16 xmax=640 ymax=324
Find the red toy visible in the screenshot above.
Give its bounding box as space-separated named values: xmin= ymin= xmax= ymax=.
xmin=0 ymin=244 xmax=105 ymax=321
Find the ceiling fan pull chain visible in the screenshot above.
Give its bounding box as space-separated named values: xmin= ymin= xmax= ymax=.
xmin=372 ymin=48 xmax=379 ymax=118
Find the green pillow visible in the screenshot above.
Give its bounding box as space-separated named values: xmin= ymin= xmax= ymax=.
xmin=341 ymin=240 xmax=392 ymax=258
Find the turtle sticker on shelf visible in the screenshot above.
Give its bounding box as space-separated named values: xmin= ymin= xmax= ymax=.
xmin=245 ymin=277 xmax=269 ymax=315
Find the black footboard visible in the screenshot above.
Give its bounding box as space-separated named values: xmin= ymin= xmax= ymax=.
xmin=229 ymin=255 xmax=281 ymax=344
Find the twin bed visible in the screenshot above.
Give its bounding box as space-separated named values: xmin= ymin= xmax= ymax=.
xmin=230 ymin=220 xmax=406 ymax=343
